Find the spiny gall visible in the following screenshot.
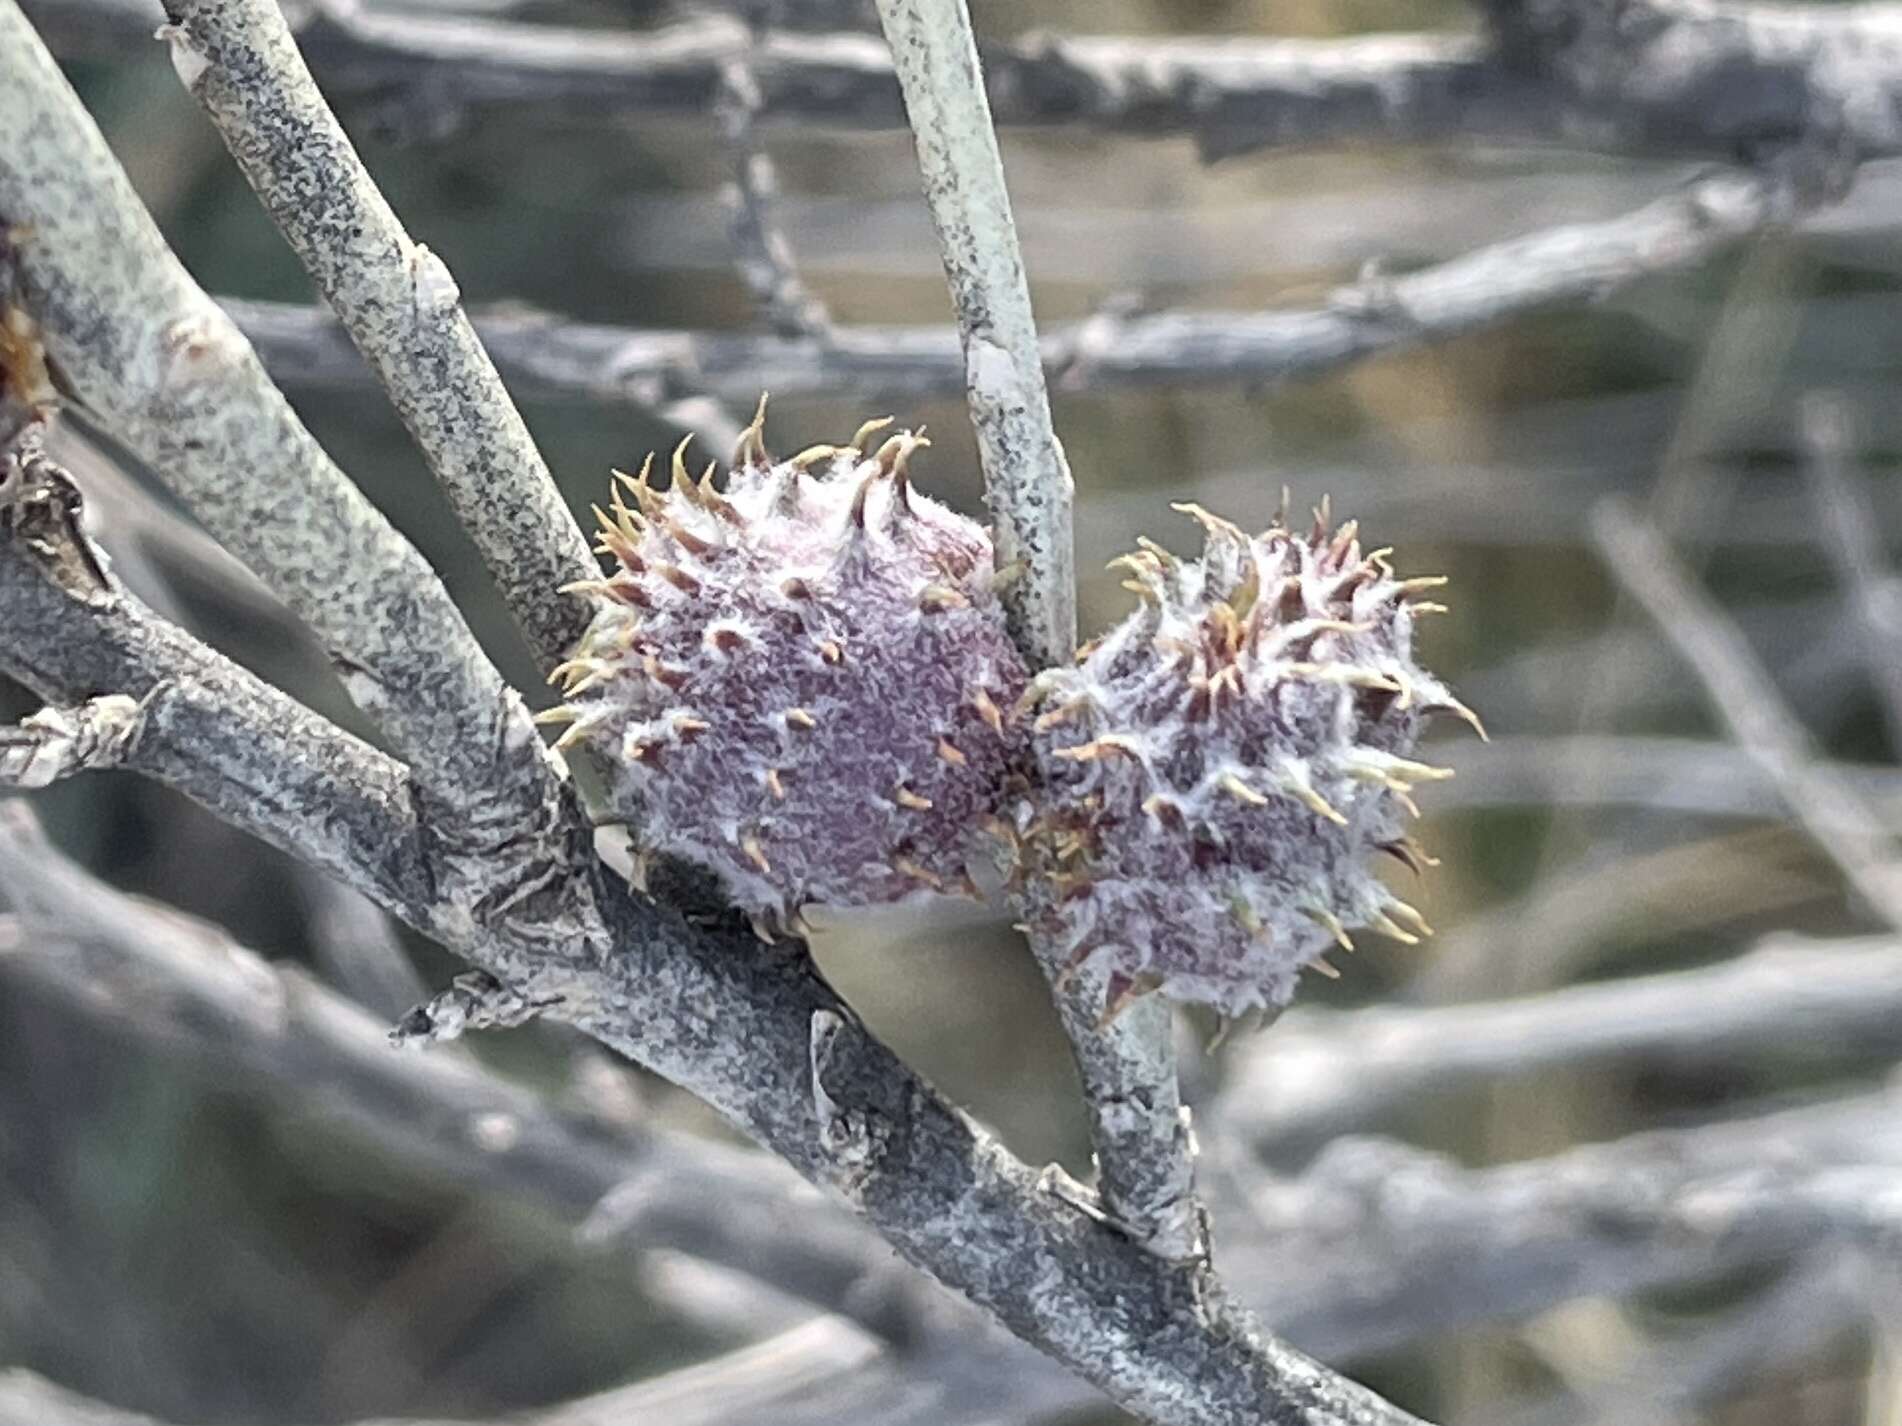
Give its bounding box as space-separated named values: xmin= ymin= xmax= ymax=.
xmin=544 ymin=400 xmax=1028 ymax=938
xmin=1017 ymin=498 xmax=1481 ymax=1021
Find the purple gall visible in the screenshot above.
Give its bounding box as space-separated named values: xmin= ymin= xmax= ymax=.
xmin=1017 ymin=498 xmax=1482 ymax=1021
xmin=543 ymin=401 xmax=1028 ymax=938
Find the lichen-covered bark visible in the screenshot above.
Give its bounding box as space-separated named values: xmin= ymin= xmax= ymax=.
xmin=160 ymin=0 xmax=596 ymax=672
xmin=0 ymin=3 xmax=555 ymax=852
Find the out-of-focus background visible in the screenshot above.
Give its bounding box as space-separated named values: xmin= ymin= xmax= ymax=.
xmin=5 ymin=1 xmax=1902 ymax=1423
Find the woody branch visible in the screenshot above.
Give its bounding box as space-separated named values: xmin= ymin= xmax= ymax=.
xmin=874 ymin=0 xmax=1201 ymax=1265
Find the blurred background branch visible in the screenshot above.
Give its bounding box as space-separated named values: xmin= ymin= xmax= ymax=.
xmin=19 ymin=0 xmax=1902 ymax=162
xmin=213 ymin=163 xmax=1824 ymax=408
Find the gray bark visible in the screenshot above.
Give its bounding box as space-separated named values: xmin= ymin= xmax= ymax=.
xmin=1224 ymin=1088 xmax=1902 ymax=1360
xmin=159 ymin=0 xmax=597 ymax=670
xmin=0 ymin=6 xmax=559 ymax=849
xmin=0 ymin=693 xmax=142 ymax=787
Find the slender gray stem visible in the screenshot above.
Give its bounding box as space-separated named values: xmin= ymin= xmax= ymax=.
xmin=216 ymin=165 xmax=1810 ymax=409
xmin=0 ymin=1319 xmax=879 ymax=1426
xmin=874 ymin=0 xmax=1201 ymax=1266
xmin=0 ymin=1310 xmax=1093 ymax=1426
xmin=1798 ymin=390 xmax=1902 ymax=754
xmin=1430 ymin=734 xmax=1902 ymax=821
xmin=46 ymin=423 xmax=293 ymax=632
xmin=1592 ymin=498 xmax=1902 ymax=929
xmin=872 ymin=0 xmax=1072 ymax=667
xmin=716 ymin=37 xmax=834 ymax=338
xmin=12 ymin=0 xmax=1497 ymax=156
xmin=0 ymin=800 xmax=966 ymax=1348
xmin=28 ymin=0 xmax=1902 ymax=165
xmin=0 ymin=4 xmax=558 ymax=849
xmin=158 ymin=0 xmax=595 ymax=672
xmin=1218 ymin=1088 xmax=1902 ymax=1361
xmin=1484 ymin=0 xmax=1902 ymax=160
xmin=1221 ymin=935 xmax=1902 ymax=1157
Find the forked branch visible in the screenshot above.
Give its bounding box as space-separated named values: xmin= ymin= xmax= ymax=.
xmin=0 ymin=424 xmax=1429 ymax=1426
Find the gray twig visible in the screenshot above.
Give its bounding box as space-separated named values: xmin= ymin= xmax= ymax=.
xmin=871 ymin=0 xmax=1072 ymax=668
xmin=1221 ymin=935 xmax=1902 ymax=1157
xmin=158 ymin=0 xmax=595 ymax=672
xmin=0 ymin=800 xmax=963 ymax=1348
xmin=1592 ymin=497 xmax=1902 ymax=929
xmin=874 ymin=0 xmax=1202 ymax=1268
xmin=1407 ymin=821 xmax=1836 ymax=1005
xmin=1494 ymin=1254 xmax=1873 ymax=1426
xmin=0 ymin=1308 xmax=1091 ymax=1426
xmin=217 ymin=167 xmax=1807 ymax=409
xmin=0 ymin=1320 xmax=873 ymax=1426
xmin=43 ymin=424 xmax=294 ymax=633
xmin=716 ymin=42 xmax=833 ymax=338
xmin=1798 ymin=390 xmax=1902 ymax=755
xmin=4 ymin=1 xmax=1505 ymax=155
xmin=1430 ymin=734 xmax=1902 ymax=821
xmin=1217 ymin=1088 xmax=1902 ymax=1361
xmin=1484 ymin=0 xmax=1902 ymax=161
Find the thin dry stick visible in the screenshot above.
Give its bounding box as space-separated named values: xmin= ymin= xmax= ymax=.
xmin=159 ymin=0 xmax=596 ymax=671
xmin=0 ymin=692 xmax=143 ymax=787
xmin=0 ymin=801 xmax=960 ymax=1347
xmin=0 ymin=1307 xmax=1088 ymax=1426
xmin=28 ymin=0 xmax=1902 ymax=165
xmin=212 ymin=165 xmax=1811 ymax=409
xmin=9 ymin=1 xmax=1495 ymax=155
xmin=1216 ymin=1087 xmax=1902 ymax=1361
xmin=873 ymin=0 xmax=1199 ymax=1264
xmin=1431 ymin=734 xmax=1902 ymax=821
xmin=1412 ymin=822 xmax=1833 ymax=1004
xmin=1592 ymin=498 xmax=1902 ymax=929
xmin=0 ymin=688 xmax=138 ymax=787
xmin=871 ymin=0 xmax=1072 ymax=666
xmin=716 ymin=37 xmax=833 ymax=338
xmin=1799 ymin=390 xmax=1902 ymax=753
xmin=1221 ymin=934 xmax=1902 ymax=1155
